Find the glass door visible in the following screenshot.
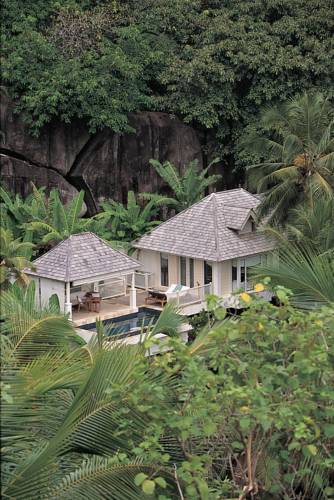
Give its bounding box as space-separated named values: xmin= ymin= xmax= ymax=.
xmin=180 ymin=257 xmax=195 ymax=287
xmin=231 ymin=255 xmax=262 ymax=291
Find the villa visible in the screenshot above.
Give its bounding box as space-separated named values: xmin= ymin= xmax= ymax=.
xmin=132 ymin=188 xmax=275 ymax=312
xmin=25 ymin=188 xmax=276 ymax=327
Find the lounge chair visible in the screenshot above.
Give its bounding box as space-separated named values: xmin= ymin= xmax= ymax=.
xmin=145 ymin=289 xmax=168 ymax=307
xmin=165 ymin=284 xmax=190 ymax=302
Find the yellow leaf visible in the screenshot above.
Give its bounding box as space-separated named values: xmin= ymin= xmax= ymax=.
xmin=254 ymin=283 xmax=265 ymax=292
xmin=240 ymin=292 xmax=251 ymax=303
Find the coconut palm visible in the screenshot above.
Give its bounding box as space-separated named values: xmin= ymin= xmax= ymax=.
xmin=262 ymin=197 xmax=334 ymax=256
xmin=285 ymin=197 xmax=334 ymax=255
xmin=0 ymin=228 xmax=34 ymax=289
xmin=95 ymin=191 xmax=174 ymax=242
xmin=245 ymin=93 xmax=334 ymax=224
xmin=1 ymin=283 xmax=181 ymax=499
xmin=149 ymin=157 xmax=221 ymax=212
xmin=253 ymin=243 xmax=334 ymax=310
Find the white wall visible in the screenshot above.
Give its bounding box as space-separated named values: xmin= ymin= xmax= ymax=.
xmin=38 ymin=278 xmax=66 ymax=311
xmin=134 ymin=249 xmax=233 ymax=295
xmin=135 ymin=249 xmax=161 ymax=288
xmin=221 ymin=260 xmax=232 ymax=295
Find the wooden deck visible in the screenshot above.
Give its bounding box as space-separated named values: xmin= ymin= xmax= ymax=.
xmin=72 ymin=290 xmax=162 ymax=326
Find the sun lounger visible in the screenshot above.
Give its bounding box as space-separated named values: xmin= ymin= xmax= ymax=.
xmin=145 ymin=289 xmax=167 ymax=307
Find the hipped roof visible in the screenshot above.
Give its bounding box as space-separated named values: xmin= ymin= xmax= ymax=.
xmin=133 ymin=188 xmax=275 ymax=261
xmin=26 ymin=232 xmax=140 ymax=282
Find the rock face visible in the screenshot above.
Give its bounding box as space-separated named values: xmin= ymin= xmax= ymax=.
xmin=1 ymin=155 xmax=80 ymax=204
xmin=1 ymin=96 xmax=203 ymax=214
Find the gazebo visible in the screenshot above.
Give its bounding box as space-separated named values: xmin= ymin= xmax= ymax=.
xmin=25 ymin=232 xmax=141 ymax=319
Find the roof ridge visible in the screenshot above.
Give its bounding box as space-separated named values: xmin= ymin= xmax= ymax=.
xmin=31 ymin=237 xmax=69 ymax=264
xmin=211 ymin=194 xmax=220 ymax=260
xmin=222 ymin=204 xmax=255 ymax=210
xmin=132 ymin=192 xmax=215 ymax=246
xmin=65 ymin=235 xmax=72 ymax=282
xmin=87 ymin=231 xmax=140 ymax=265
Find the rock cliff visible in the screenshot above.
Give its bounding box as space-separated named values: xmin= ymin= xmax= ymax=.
xmin=1 ymin=96 xmax=203 ymax=214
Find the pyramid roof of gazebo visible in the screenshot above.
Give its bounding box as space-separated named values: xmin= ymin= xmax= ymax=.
xmin=26 ymin=232 xmax=140 ymax=283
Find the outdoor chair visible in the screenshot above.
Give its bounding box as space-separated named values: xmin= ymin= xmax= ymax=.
xmin=85 ymin=291 xmax=102 ymax=313
xmin=145 ymin=289 xmax=167 ymax=307
xmin=77 ymin=295 xmax=89 ymax=312
xmin=165 ymin=284 xmax=190 ymax=303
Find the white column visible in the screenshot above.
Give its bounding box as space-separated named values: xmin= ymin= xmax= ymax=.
xmin=129 ymin=272 xmax=137 ymax=311
xmin=64 ymin=281 xmax=72 ymax=319
xmin=93 ymin=281 xmax=99 ymax=292
xmin=212 ymin=262 xmax=221 ymax=296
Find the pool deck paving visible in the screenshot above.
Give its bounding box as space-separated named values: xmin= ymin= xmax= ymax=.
xmin=72 ymin=290 xmax=162 ymax=327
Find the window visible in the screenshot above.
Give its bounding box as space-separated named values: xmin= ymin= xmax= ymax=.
xmin=189 ymin=258 xmax=194 ymax=288
xmin=231 ymin=255 xmax=263 ymax=291
xmin=245 ymin=255 xmax=261 ymax=290
xmin=204 ymin=261 xmax=212 ymax=285
xmin=240 ymin=259 xmax=246 ymax=288
xmin=160 ymin=253 xmax=169 ymax=287
xmin=232 ymin=260 xmax=238 ymax=292
xmin=180 ymin=256 xmax=187 ymax=286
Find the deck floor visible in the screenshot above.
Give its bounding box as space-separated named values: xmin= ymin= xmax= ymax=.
xmin=72 ymin=290 xmax=162 ymax=326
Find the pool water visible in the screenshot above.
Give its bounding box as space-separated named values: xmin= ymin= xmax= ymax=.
xmin=80 ymin=307 xmax=160 ymax=337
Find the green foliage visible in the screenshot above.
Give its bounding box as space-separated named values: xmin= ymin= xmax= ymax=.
xmin=1 ymin=281 xmax=333 ymax=498
xmin=1 ymin=183 xmax=93 ymax=247
xmin=253 ymin=196 xmax=334 ymax=310
xmin=0 ymin=282 xmax=179 ymax=499
xmin=1 ymin=1 xmax=157 ymax=134
xmin=0 ymin=228 xmax=34 ymax=289
xmin=95 ymin=191 xmax=174 ymax=242
xmin=284 ymin=198 xmax=334 ymax=255
xmin=23 ymin=188 xmax=95 ymax=247
xmin=149 ymin=158 xmax=221 ymax=211
xmin=130 ymin=296 xmax=334 ymax=499
xmin=254 ymin=245 xmax=334 ymax=310
xmin=3 ymin=0 xmax=332 ymax=177
xmin=244 ymin=92 xmax=334 ymax=224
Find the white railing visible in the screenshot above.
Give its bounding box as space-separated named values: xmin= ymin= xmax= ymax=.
xmin=167 ymin=283 xmax=212 ymax=308
xmin=98 ymin=277 xmax=127 ymax=299
xmin=127 ymin=271 xmax=154 ymax=290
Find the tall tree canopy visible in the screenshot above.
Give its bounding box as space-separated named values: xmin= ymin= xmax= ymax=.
xmin=2 ymin=0 xmax=333 ymax=174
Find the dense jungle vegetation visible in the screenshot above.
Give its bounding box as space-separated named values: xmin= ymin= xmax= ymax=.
xmin=2 ymin=0 xmax=334 ymax=179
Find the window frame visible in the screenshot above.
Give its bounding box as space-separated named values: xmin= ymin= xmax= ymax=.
xmin=204 ymin=261 xmax=213 ymax=285
xmin=160 ymin=253 xmax=169 ymax=287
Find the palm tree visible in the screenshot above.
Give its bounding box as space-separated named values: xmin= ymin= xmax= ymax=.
xmin=245 ymin=93 xmax=334 ymax=224
xmin=253 ymin=244 xmax=334 ymax=310
xmin=0 ymin=228 xmax=34 ymax=289
xmin=149 ymin=157 xmax=221 ymax=212
xmin=1 ymin=283 xmax=181 ymax=499
xmin=252 ymin=196 xmax=334 ymax=310
xmin=284 ymin=197 xmax=334 ymax=255
xmin=95 ymin=191 xmax=174 ymax=242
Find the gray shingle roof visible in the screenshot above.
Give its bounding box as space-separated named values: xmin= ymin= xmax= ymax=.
xmin=26 ymin=232 xmax=140 ymax=282
xmin=133 ymin=189 xmax=275 ymax=261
